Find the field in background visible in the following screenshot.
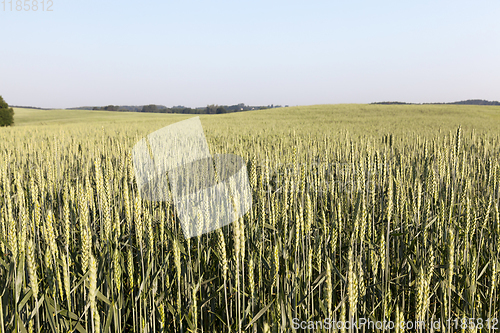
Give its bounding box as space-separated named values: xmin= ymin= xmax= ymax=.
xmin=13 ymin=104 xmax=500 ymax=136
xmin=13 ymin=107 xmax=190 ymax=127
xmin=1 ymin=104 xmax=500 ymax=332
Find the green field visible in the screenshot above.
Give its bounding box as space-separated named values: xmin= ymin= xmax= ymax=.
xmin=1 ymin=104 xmax=500 ymax=332
xmin=13 ymin=107 xmax=190 ymax=126
xmin=13 ymin=104 xmax=500 ymax=136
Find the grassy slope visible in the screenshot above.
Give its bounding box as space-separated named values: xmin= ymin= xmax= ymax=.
xmin=12 ymin=104 xmax=500 ymax=138
xmin=13 ymin=107 xmax=190 ymax=126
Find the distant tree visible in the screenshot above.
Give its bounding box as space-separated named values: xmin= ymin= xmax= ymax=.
xmin=142 ymin=104 xmax=159 ymax=113
xmin=216 ymin=106 xmax=226 ymax=114
xmin=104 ymin=105 xmax=119 ymax=111
xmin=372 ymin=101 xmax=409 ymax=105
xmin=205 ymin=104 xmax=217 ymax=114
xmin=0 ymin=96 xmax=14 ymax=126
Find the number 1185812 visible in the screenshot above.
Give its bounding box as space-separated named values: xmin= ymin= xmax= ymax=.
xmin=2 ymin=0 xmax=53 ymax=11
xmin=446 ymin=318 xmax=499 ymax=330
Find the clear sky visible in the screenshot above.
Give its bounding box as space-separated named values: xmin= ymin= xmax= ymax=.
xmin=1 ymin=0 xmax=499 ymax=108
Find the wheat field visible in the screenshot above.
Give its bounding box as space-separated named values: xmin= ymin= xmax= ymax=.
xmin=1 ymin=105 xmax=499 ymax=332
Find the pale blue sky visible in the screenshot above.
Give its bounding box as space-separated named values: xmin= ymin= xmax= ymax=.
xmin=1 ymin=0 xmax=499 ymax=108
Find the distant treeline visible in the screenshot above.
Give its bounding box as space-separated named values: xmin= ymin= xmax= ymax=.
xmin=72 ymin=103 xmax=283 ymax=114
xmin=438 ymin=99 xmax=500 ymax=106
xmin=10 ymin=105 xmax=53 ymax=110
xmin=371 ymin=102 xmax=412 ymax=105
xmin=372 ymin=99 xmax=500 ymax=106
